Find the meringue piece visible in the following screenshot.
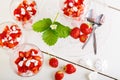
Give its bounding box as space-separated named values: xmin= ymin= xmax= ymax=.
xmin=69 ymin=2 xmax=73 ymax=7
xmin=95 ymin=59 xmax=108 ymax=72
xmin=79 ymin=58 xmax=93 ymax=68
xmin=21 ymin=8 xmax=26 ymax=15
xmin=26 ymin=60 xmax=31 ymax=67
xmin=88 ymin=72 xmax=98 ymax=80
xmin=75 ymin=0 xmax=78 ymax=3
xmin=27 ymin=6 xmax=32 ymax=11
xmin=72 ymin=6 xmax=78 ymax=12
xmin=18 ymin=61 xmax=24 ymax=67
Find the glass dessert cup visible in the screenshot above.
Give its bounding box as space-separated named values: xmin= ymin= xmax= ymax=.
xmin=59 ymin=0 xmax=91 ymax=24
xmin=10 ymin=0 xmax=38 ymax=29
xmin=10 ymin=43 xmax=44 ymax=77
xmin=0 ymin=21 xmax=23 ymax=50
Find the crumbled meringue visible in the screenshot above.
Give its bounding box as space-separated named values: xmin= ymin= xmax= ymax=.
xmin=88 ymin=72 xmax=98 ymax=80
xmin=79 ymin=58 xmax=93 ymax=68
xmin=95 ymin=59 xmax=108 ymax=72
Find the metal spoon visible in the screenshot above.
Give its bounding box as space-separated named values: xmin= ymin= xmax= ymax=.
xmin=92 ymin=14 xmax=104 ymax=54
xmin=82 ymin=10 xmax=104 ymax=55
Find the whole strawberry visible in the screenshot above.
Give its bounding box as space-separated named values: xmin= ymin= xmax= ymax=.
xmin=49 ymin=57 xmax=58 ymax=68
xmin=55 ymin=71 xmax=64 ymax=80
xmin=70 ymin=27 xmax=80 ymax=39
xmin=64 ymin=64 xmax=76 ymax=74
xmin=80 ymin=23 xmax=92 ymax=35
xmin=79 ymin=34 xmax=88 ymax=43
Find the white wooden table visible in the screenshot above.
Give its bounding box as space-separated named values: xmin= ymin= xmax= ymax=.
xmin=0 ymin=0 xmax=120 ymax=80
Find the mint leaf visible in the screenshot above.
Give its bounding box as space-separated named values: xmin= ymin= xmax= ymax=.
xmin=42 ymin=29 xmax=58 ymax=46
xmin=32 ymin=18 xmax=52 ymax=32
xmin=53 ymin=22 xmax=71 ymax=38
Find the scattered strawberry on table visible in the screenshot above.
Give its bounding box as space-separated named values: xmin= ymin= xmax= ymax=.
xmin=49 ymin=57 xmax=59 ymax=68
xmin=48 ymin=57 xmax=76 ymax=80
xmin=0 ymin=24 xmax=22 ymax=48
xmin=55 ymin=71 xmax=64 ymax=80
xmin=64 ymin=64 xmax=76 ymax=74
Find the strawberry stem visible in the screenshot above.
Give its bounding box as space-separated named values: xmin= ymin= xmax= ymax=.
xmin=53 ymin=12 xmax=59 ymax=22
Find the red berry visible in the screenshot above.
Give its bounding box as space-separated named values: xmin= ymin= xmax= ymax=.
xmin=75 ymin=0 xmax=84 ymax=5
xmin=55 ymin=71 xmax=64 ymax=80
xmin=80 ymin=23 xmax=92 ymax=35
xmin=70 ymin=27 xmax=80 ymax=39
xmin=49 ymin=58 xmax=58 ymax=68
xmin=79 ymin=34 xmax=88 ymax=43
xmin=64 ymin=64 xmax=76 ymax=74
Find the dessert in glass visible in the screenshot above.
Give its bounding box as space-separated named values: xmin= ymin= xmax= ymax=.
xmin=60 ymin=0 xmax=91 ymax=21
xmin=0 ymin=22 xmax=22 ymax=49
xmin=10 ymin=43 xmax=44 ymax=77
xmin=10 ymin=0 xmax=38 ymax=29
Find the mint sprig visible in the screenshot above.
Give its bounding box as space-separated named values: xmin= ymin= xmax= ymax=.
xmin=32 ymin=18 xmax=52 ymax=32
xmin=42 ymin=29 xmax=58 ymax=46
xmin=32 ymin=16 xmax=71 ymax=46
xmin=54 ymin=22 xmax=71 ymax=38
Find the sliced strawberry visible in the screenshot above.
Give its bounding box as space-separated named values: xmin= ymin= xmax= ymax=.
xmin=31 ymin=7 xmax=37 ymax=15
xmin=5 ymin=42 xmax=15 ymax=48
xmin=37 ymin=60 xmax=42 ymax=67
xmin=19 ymin=51 xmax=25 ymax=57
xmin=64 ymin=0 xmax=74 ymax=4
xmin=0 ymin=39 xmax=3 ymax=46
xmin=15 ymin=57 xmax=23 ymax=64
xmin=29 ymin=1 xmax=36 ymax=7
xmin=75 ymin=0 xmax=84 ymax=5
xmin=25 ymin=51 xmax=32 ymax=58
xmin=33 ymin=56 xmax=41 ymax=61
xmin=14 ymin=7 xmax=21 ymax=16
xmin=18 ymin=65 xmax=28 ymax=73
xmin=28 ymin=62 xmax=35 ymax=70
xmin=30 ymin=49 xmax=38 ymax=54
xmin=31 ymin=66 xmax=39 ymax=74
xmin=22 ymin=0 xmax=28 ymax=8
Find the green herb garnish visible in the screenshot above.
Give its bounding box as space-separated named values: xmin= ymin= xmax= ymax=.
xmin=32 ymin=13 xmax=71 ymax=46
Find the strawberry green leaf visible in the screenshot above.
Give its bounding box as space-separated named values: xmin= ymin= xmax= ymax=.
xmin=42 ymin=29 xmax=58 ymax=46
xmin=53 ymin=22 xmax=71 ymax=38
xmin=32 ymin=18 xmax=52 ymax=32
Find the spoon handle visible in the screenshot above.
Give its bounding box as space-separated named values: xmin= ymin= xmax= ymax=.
xmin=93 ymin=31 xmax=97 ymax=54
xmin=82 ymin=26 xmax=96 ymax=49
